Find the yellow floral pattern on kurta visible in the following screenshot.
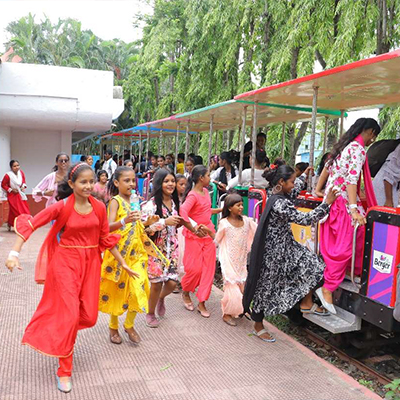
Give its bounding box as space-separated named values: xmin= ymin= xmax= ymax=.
xmin=99 ymin=195 xmax=169 ymax=316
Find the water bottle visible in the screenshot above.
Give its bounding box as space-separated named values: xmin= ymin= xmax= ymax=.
xmin=130 ymin=190 xmax=140 ymax=212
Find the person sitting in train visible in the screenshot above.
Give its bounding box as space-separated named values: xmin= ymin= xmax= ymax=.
xmin=317 ymin=118 xmax=381 ymax=314
xmin=227 ymin=150 xmax=269 ymax=190
xmin=372 ymin=143 xmax=400 ymax=207
xmin=211 ymin=152 xmax=238 ymax=194
xmin=313 ymin=153 xmax=331 ymax=197
xmin=294 ymin=162 xmax=309 ymax=177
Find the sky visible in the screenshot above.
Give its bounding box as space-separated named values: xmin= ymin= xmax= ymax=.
xmin=0 ymin=0 xmax=153 ymax=52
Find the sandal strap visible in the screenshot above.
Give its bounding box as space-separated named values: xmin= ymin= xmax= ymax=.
xmin=255 ymin=328 xmax=269 ymax=337
xmin=310 ymin=303 xmax=319 ymax=312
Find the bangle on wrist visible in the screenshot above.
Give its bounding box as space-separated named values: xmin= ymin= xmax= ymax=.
xmin=349 ymin=203 xmax=358 ymax=210
xmin=120 ymin=218 xmax=126 ymax=228
xmin=9 ymin=250 xmax=19 ymax=258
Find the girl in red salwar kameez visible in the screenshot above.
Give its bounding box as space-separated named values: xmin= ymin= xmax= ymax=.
xmin=1 ymin=160 xmax=30 ymax=230
xmin=5 ymin=163 xmax=137 ymax=394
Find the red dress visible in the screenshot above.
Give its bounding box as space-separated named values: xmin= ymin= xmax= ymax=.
xmin=15 ymin=195 xmax=119 ymax=358
xmin=1 ymin=171 xmax=30 ymax=227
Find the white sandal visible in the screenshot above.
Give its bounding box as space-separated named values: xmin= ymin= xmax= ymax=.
xmin=253 ymin=328 xmax=276 ymax=343
xmin=315 ymin=288 xmax=337 ymax=315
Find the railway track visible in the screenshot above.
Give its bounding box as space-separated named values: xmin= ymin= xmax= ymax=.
xmin=301 ymin=327 xmax=394 ymax=386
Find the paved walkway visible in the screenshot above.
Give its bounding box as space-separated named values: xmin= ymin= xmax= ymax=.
xmin=0 ymin=225 xmax=382 ymax=400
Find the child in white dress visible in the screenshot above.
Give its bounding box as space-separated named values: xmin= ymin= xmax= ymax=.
xmin=207 ymin=194 xmax=257 ymax=326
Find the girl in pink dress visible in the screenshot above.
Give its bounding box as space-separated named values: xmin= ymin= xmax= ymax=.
xmin=176 ymin=174 xmax=188 ymax=277
xmin=214 ymin=194 xmax=257 ymax=326
xmin=318 ymin=118 xmax=380 ymax=313
xmin=93 ymin=170 xmax=110 ymax=203
xmin=180 ymin=165 xmax=217 ymax=318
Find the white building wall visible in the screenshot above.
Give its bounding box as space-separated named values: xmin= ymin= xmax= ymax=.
xmin=0 ymin=63 xmax=124 ymax=191
xmin=10 ymin=128 xmax=63 ymax=193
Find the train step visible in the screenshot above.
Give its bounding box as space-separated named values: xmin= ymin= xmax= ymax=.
xmin=303 ymin=305 xmax=361 ymax=334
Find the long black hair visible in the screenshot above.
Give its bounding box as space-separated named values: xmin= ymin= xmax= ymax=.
xmin=149 ymin=169 xmax=180 ymax=217
xmin=57 ymin=163 xmax=93 ymax=200
xmin=221 ymin=193 xmax=243 ymax=220
xmin=107 ymin=167 xmax=134 ymax=197
xmin=263 ymin=165 xmax=295 ymax=187
xmin=317 ymin=152 xmax=331 ymax=176
xmin=53 ymin=152 xmax=70 ymax=172
xmin=328 ymin=118 xmax=381 ymax=166
xmin=183 ymin=165 xmax=208 ymax=201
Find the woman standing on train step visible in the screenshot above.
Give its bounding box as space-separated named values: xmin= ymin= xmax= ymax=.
xmin=318 ymin=118 xmax=380 ymax=314
xmin=243 ymin=165 xmax=337 ymax=343
xmin=1 ymin=160 xmax=30 ymax=231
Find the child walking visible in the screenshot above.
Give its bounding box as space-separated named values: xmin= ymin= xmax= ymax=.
xmin=99 ymin=167 xmax=168 ymax=343
xmin=214 ymin=194 xmax=257 ymax=326
xmin=141 ymin=169 xmax=183 ymax=327
xmin=5 ymin=163 xmax=128 ymax=393
xmin=180 ymin=165 xmax=217 ymax=318
xmin=93 ymin=169 xmax=110 ymax=203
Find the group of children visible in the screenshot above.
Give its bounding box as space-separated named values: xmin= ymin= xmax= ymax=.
xmin=5 ymin=159 xmax=259 ymax=393
xmin=5 ymin=139 xmax=347 ymax=394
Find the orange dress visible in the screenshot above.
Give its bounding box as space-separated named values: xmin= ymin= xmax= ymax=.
xmin=15 ymin=196 xmax=119 ymax=358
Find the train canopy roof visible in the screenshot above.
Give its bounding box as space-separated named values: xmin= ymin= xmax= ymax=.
xmin=234 ymin=49 xmax=400 ymax=111
xmin=138 ymin=99 xmax=345 ymax=134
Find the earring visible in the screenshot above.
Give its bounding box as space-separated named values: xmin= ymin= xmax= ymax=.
xmin=272 ymin=184 xmax=282 ymax=194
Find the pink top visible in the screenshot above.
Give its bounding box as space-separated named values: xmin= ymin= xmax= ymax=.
xmin=32 ymin=172 xmax=58 ymax=208
xmin=93 ymin=182 xmax=110 ymax=203
xmin=180 ymin=188 xmax=215 ymax=240
xmin=323 ymin=141 xmax=366 ymax=216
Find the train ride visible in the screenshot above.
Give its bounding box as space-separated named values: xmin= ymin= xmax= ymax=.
xmin=108 ymin=49 xmax=400 ymax=353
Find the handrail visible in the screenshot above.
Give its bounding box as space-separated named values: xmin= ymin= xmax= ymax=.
xmin=350 ymin=222 xmax=360 ymax=288
xmin=218 ymin=193 xmax=228 ymax=209
xmin=253 ymin=200 xmax=262 ymax=222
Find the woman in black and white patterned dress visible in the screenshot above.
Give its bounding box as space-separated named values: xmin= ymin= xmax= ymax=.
xmin=243 ymin=165 xmax=337 ymax=342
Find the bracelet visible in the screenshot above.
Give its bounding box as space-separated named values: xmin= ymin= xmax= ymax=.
xmin=120 ymin=218 xmax=126 ymax=228
xmin=349 ymin=204 xmax=358 ymax=210
xmin=9 ymin=250 xmax=19 ymax=258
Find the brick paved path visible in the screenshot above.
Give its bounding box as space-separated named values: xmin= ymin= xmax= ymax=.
xmin=0 ymin=226 xmax=381 ymax=400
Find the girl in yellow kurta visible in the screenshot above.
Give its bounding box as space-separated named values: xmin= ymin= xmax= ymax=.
xmin=99 ymin=167 xmax=168 ymax=345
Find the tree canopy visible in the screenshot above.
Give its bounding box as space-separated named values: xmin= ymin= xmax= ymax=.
xmin=4 ymin=1 xmax=400 ymax=161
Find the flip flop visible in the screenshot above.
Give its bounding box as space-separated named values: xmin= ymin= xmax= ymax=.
xmin=315 ymin=287 xmax=337 ymax=315
xmin=300 ymin=303 xmax=330 ymax=316
xmin=253 ymin=328 xmax=276 ymax=343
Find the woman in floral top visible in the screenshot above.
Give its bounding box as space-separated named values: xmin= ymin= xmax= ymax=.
xmin=141 ymin=169 xmax=183 ymax=327
xmin=318 ymin=118 xmax=380 ymax=314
